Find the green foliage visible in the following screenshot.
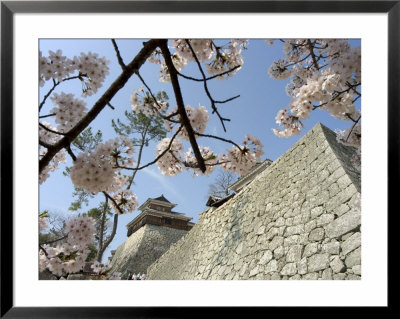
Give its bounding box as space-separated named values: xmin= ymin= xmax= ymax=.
xmin=86 ymin=244 xmax=98 ymax=262
xmin=111 ymin=91 xmax=168 ymax=146
xmin=72 ymin=127 xmax=103 ymax=152
xmin=69 ymin=187 xmax=95 ymax=211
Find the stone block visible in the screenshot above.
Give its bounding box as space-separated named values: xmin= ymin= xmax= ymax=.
xmin=258 ymin=250 xmax=273 ymax=265
xmin=286 ymin=245 xmax=303 ymax=262
xmin=281 ymin=263 xmax=297 ymax=276
xmin=307 ymin=253 xmax=329 ymax=272
xmin=324 ymin=209 xmax=361 ymax=239
xmin=269 ymin=236 xmax=284 ymax=251
xmin=308 ymin=228 xmax=325 ymax=242
xmin=265 ymin=260 xmax=278 ymax=274
xmin=322 ymin=241 xmax=340 ymax=255
xmin=297 ymin=257 xmax=308 ymax=275
xmin=345 ymin=247 xmax=361 ymax=268
xmin=341 ymin=232 xmax=361 ymax=255
xmin=303 ymin=242 xmax=319 ymax=258
xmin=302 ymin=273 xmax=319 ymax=280
xmin=329 ymin=256 xmax=345 ymax=273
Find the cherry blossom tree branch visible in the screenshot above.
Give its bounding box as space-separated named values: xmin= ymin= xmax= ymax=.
xmin=195 ymin=132 xmax=243 ymax=152
xmin=111 ymin=39 xmax=126 ymax=70
xmin=159 ymin=41 xmax=206 ymax=173
xmin=176 ymin=65 xmax=241 ymax=82
xmin=39 ymin=122 xmax=68 ymax=136
xmin=39 ymin=75 xmax=82 ymax=111
xmin=39 ymin=39 xmax=161 ymax=174
xmin=41 ymin=235 xmax=68 ymax=245
xmin=184 ymin=39 xmax=234 ymax=132
xmin=39 ymin=113 xmax=56 ymax=119
xmin=114 ymin=125 xmax=183 ymax=171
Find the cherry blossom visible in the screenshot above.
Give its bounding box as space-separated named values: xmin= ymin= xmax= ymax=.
xmin=155 ymin=138 xmax=184 ymax=176
xmin=50 ymin=92 xmax=88 ymax=132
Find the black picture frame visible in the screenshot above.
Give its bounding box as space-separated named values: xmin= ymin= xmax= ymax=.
xmin=1 ymin=1 xmax=395 ymax=317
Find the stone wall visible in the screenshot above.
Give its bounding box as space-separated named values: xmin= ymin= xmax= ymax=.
xmin=147 ymin=123 xmax=361 ymax=280
xmin=109 ymin=223 xmax=189 ymax=279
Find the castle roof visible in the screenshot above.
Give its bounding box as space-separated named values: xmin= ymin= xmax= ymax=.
xmin=152 ymin=194 xmax=171 ymax=203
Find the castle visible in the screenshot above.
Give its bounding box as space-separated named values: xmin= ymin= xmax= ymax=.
xmin=111 ymin=123 xmax=361 ymax=280
xmin=109 ymin=195 xmax=194 ymax=278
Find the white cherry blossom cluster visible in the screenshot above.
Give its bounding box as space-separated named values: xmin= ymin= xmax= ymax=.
xmin=130 ymin=87 xmax=168 ymax=116
xmin=40 ymin=243 xmax=91 ymax=276
xmin=109 ymin=189 xmax=138 ymax=215
xmin=184 ymin=146 xmax=217 ymax=176
xmin=148 ymin=39 xmax=246 ymax=82
xmin=39 ymin=215 xmax=96 ymax=276
xmin=64 ymin=215 xmax=96 ymax=246
xmin=206 ymin=40 xmax=247 ymax=79
xmin=272 ymin=108 xmax=303 ymax=137
xmin=171 ymin=39 xmax=214 ymax=62
xmin=39 ymin=50 xmax=110 ymax=96
xmin=39 ymin=216 xmax=49 ymax=232
xmin=269 ymin=39 xmax=361 ymax=137
xmin=39 ymin=121 xmax=67 ymax=184
xmin=73 ymin=52 xmax=110 ymax=97
xmin=39 ymin=50 xmax=76 ymax=86
xmin=49 ymin=92 xmax=88 ymax=132
xmin=155 ymin=138 xmax=184 ymax=176
xmin=166 ymin=105 xmax=209 ymax=140
xmin=220 ymin=135 xmax=264 ymax=176
xmin=70 ymin=137 xmax=134 ymax=194
xmin=90 ymin=260 xmax=112 ymax=275
xmin=39 ymin=148 xmax=67 ymax=184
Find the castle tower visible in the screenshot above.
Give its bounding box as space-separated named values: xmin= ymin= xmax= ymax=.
xmin=109 ymin=195 xmax=194 ymax=278
xmin=126 ymin=195 xmax=194 ymax=237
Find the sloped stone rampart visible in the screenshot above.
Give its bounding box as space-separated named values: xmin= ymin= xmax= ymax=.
xmin=109 ymin=224 xmax=188 ymax=279
xmin=147 ymin=123 xmax=361 ymax=280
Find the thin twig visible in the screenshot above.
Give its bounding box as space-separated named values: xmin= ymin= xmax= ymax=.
xmin=111 ymin=39 xmax=126 ymax=69
xmin=159 ymin=41 xmax=206 ymax=173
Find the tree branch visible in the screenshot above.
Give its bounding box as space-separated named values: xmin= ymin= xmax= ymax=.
xmin=111 ymin=39 xmax=126 ymax=70
xmin=159 ymin=41 xmax=206 ymax=173
xmin=40 ymin=39 xmax=162 ymax=174
xmin=184 ymin=40 xmax=234 ymax=132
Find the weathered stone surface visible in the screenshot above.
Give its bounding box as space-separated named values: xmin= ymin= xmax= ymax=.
xmin=303 ymin=273 xmax=319 ymax=280
xmin=269 ymin=236 xmax=284 ymax=251
xmin=265 ymin=260 xmax=278 ymax=274
xmin=325 ymin=209 xmax=361 ymax=239
xmin=303 ymin=243 xmax=319 ymax=258
xmin=281 ymin=263 xmax=297 ymax=276
xmin=286 ymin=245 xmax=303 ymax=262
xmin=273 ymin=246 xmax=285 ymax=259
xmin=322 ymin=241 xmax=340 ymax=255
xmin=352 ymin=265 xmax=361 ymax=275
xmin=330 ymin=256 xmax=345 ymax=273
xmin=110 ymin=224 xmax=189 ymax=278
xmin=341 ymin=232 xmax=361 ymax=255
xmin=297 ymin=257 xmax=308 ymax=275
xmin=321 ymin=268 xmax=333 ymax=280
xmin=258 ymin=250 xmax=273 ymax=265
xmin=345 ymin=247 xmax=361 ymax=268
xmin=309 ymin=228 xmax=325 ymax=242
xmin=308 ymin=253 xmax=329 ymax=272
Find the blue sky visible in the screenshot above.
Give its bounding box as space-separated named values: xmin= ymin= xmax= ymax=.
xmin=39 ymin=39 xmax=360 ymax=262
